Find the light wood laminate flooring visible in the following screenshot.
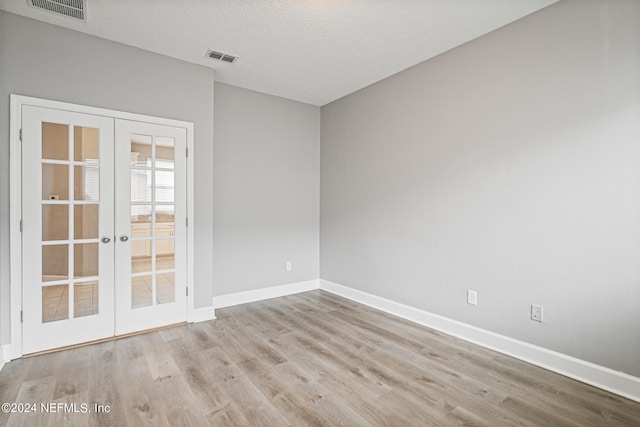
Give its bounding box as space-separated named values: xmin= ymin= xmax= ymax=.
xmin=1 ymin=290 xmax=639 ymax=426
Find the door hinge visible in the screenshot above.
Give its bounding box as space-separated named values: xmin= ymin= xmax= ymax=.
xmin=19 ymin=219 xmax=23 ymax=232
xmin=186 ymin=147 xmax=188 ymax=157
xmin=186 ymin=217 xmax=188 ymax=227
xmin=186 ymin=287 xmax=189 ymax=297
xmin=20 ymin=311 xmax=23 ymax=323
xmin=19 ymin=129 xmax=22 ymax=142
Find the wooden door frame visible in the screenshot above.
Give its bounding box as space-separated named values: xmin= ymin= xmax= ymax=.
xmin=9 ymin=95 xmax=196 ymax=359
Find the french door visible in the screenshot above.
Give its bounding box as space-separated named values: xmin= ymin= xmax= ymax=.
xmin=22 ymin=106 xmax=187 ymax=354
xmin=114 ymin=120 xmax=187 ymax=335
xmin=22 ymin=107 xmax=114 ymax=354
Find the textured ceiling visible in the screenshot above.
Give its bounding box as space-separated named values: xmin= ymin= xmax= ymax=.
xmin=0 ymin=0 xmax=557 ymax=106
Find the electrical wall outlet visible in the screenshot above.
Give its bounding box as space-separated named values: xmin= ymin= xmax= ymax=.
xmin=286 ymin=261 xmax=292 ymax=272
xmin=531 ymin=304 xmax=543 ymax=322
xmin=467 ymin=290 xmax=477 ymax=306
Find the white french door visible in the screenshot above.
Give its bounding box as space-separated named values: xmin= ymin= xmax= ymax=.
xmin=21 ymin=106 xmax=187 ymax=354
xmin=22 ymin=106 xmax=115 ymax=354
xmin=114 ymin=120 xmax=187 ymax=335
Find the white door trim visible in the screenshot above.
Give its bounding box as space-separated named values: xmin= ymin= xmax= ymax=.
xmin=9 ymin=94 xmax=196 ymax=359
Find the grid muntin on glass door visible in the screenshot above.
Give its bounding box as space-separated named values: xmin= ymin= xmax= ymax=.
xmin=130 ymin=134 xmax=176 ymax=309
xmin=41 ymin=122 xmax=100 ymax=322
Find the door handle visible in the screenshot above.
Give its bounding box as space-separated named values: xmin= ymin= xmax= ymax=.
xmin=120 ymin=235 xmax=129 ymax=242
xmin=101 ymin=236 xmax=111 ymax=244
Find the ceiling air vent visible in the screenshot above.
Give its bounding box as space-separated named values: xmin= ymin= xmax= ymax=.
xmin=29 ymin=0 xmax=86 ymax=22
xmin=206 ymin=49 xmax=238 ymax=64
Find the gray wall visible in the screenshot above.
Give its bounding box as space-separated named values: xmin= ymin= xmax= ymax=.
xmin=213 ymin=83 xmax=320 ymax=295
xmin=0 ymin=12 xmax=215 ymax=345
xmin=320 ymin=0 xmax=640 ymax=377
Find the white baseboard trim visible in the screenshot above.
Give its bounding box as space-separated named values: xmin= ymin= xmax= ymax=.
xmin=319 ymin=279 xmax=640 ymax=403
xmin=213 ymin=279 xmax=320 ymax=309
xmin=192 ymin=306 xmax=217 ymax=323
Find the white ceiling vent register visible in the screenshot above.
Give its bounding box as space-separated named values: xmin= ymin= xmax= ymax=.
xmin=29 ymin=0 xmax=86 ymax=22
xmin=206 ymin=49 xmax=238 ymax=64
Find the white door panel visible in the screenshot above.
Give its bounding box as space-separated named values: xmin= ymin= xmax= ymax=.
xmin=22 ymin=106 xmax=115 ymax=354
xmin=114 ymin=120 xmax=187 ymax=334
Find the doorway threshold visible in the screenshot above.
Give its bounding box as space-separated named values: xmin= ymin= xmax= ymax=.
xmin=22 ymin=321 xmax=187 ymax=358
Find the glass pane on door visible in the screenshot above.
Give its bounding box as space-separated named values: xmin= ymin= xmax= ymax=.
xmin=42 ymin=164 xmax=69 ymax=201
xmin=155 ymin=240 xmax=175 ymax=271
xmin=42 ymin=244 xmax=68 ymax=282
xmin=42 ymin=205 xmax=69 ymax=241
xmin=155 ymin=137 xmax=175 ymax=166
xmin=74 ymin=204 xmax=99 ymax=239
xmin=73 ymin=243 xmax=99 ymax=278
xmin=132 ymin=275 xmax=153 ymax=308
xmin=42 ymin=122 xmax=68 ymax=160
xmin=74 ymin=127 xmax=99 ymax=161
xmin=74 ymin=165 xmax=100 ymax=201
xmin=74 ymin=281 xmax=99 ymax=318
xmin=157 ymin=273 xmax=175 ymax=304
xmin=42 ymin=284 xmax=69 ymax=323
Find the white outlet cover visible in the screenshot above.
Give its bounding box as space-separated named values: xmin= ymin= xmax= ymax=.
xmin=531 ymin=304 xmax=543 ymax=322
xmin=286 ymin=261 xmax=292 ymax=272
xmin=467 ymin=290 xmax=477 ymax=306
